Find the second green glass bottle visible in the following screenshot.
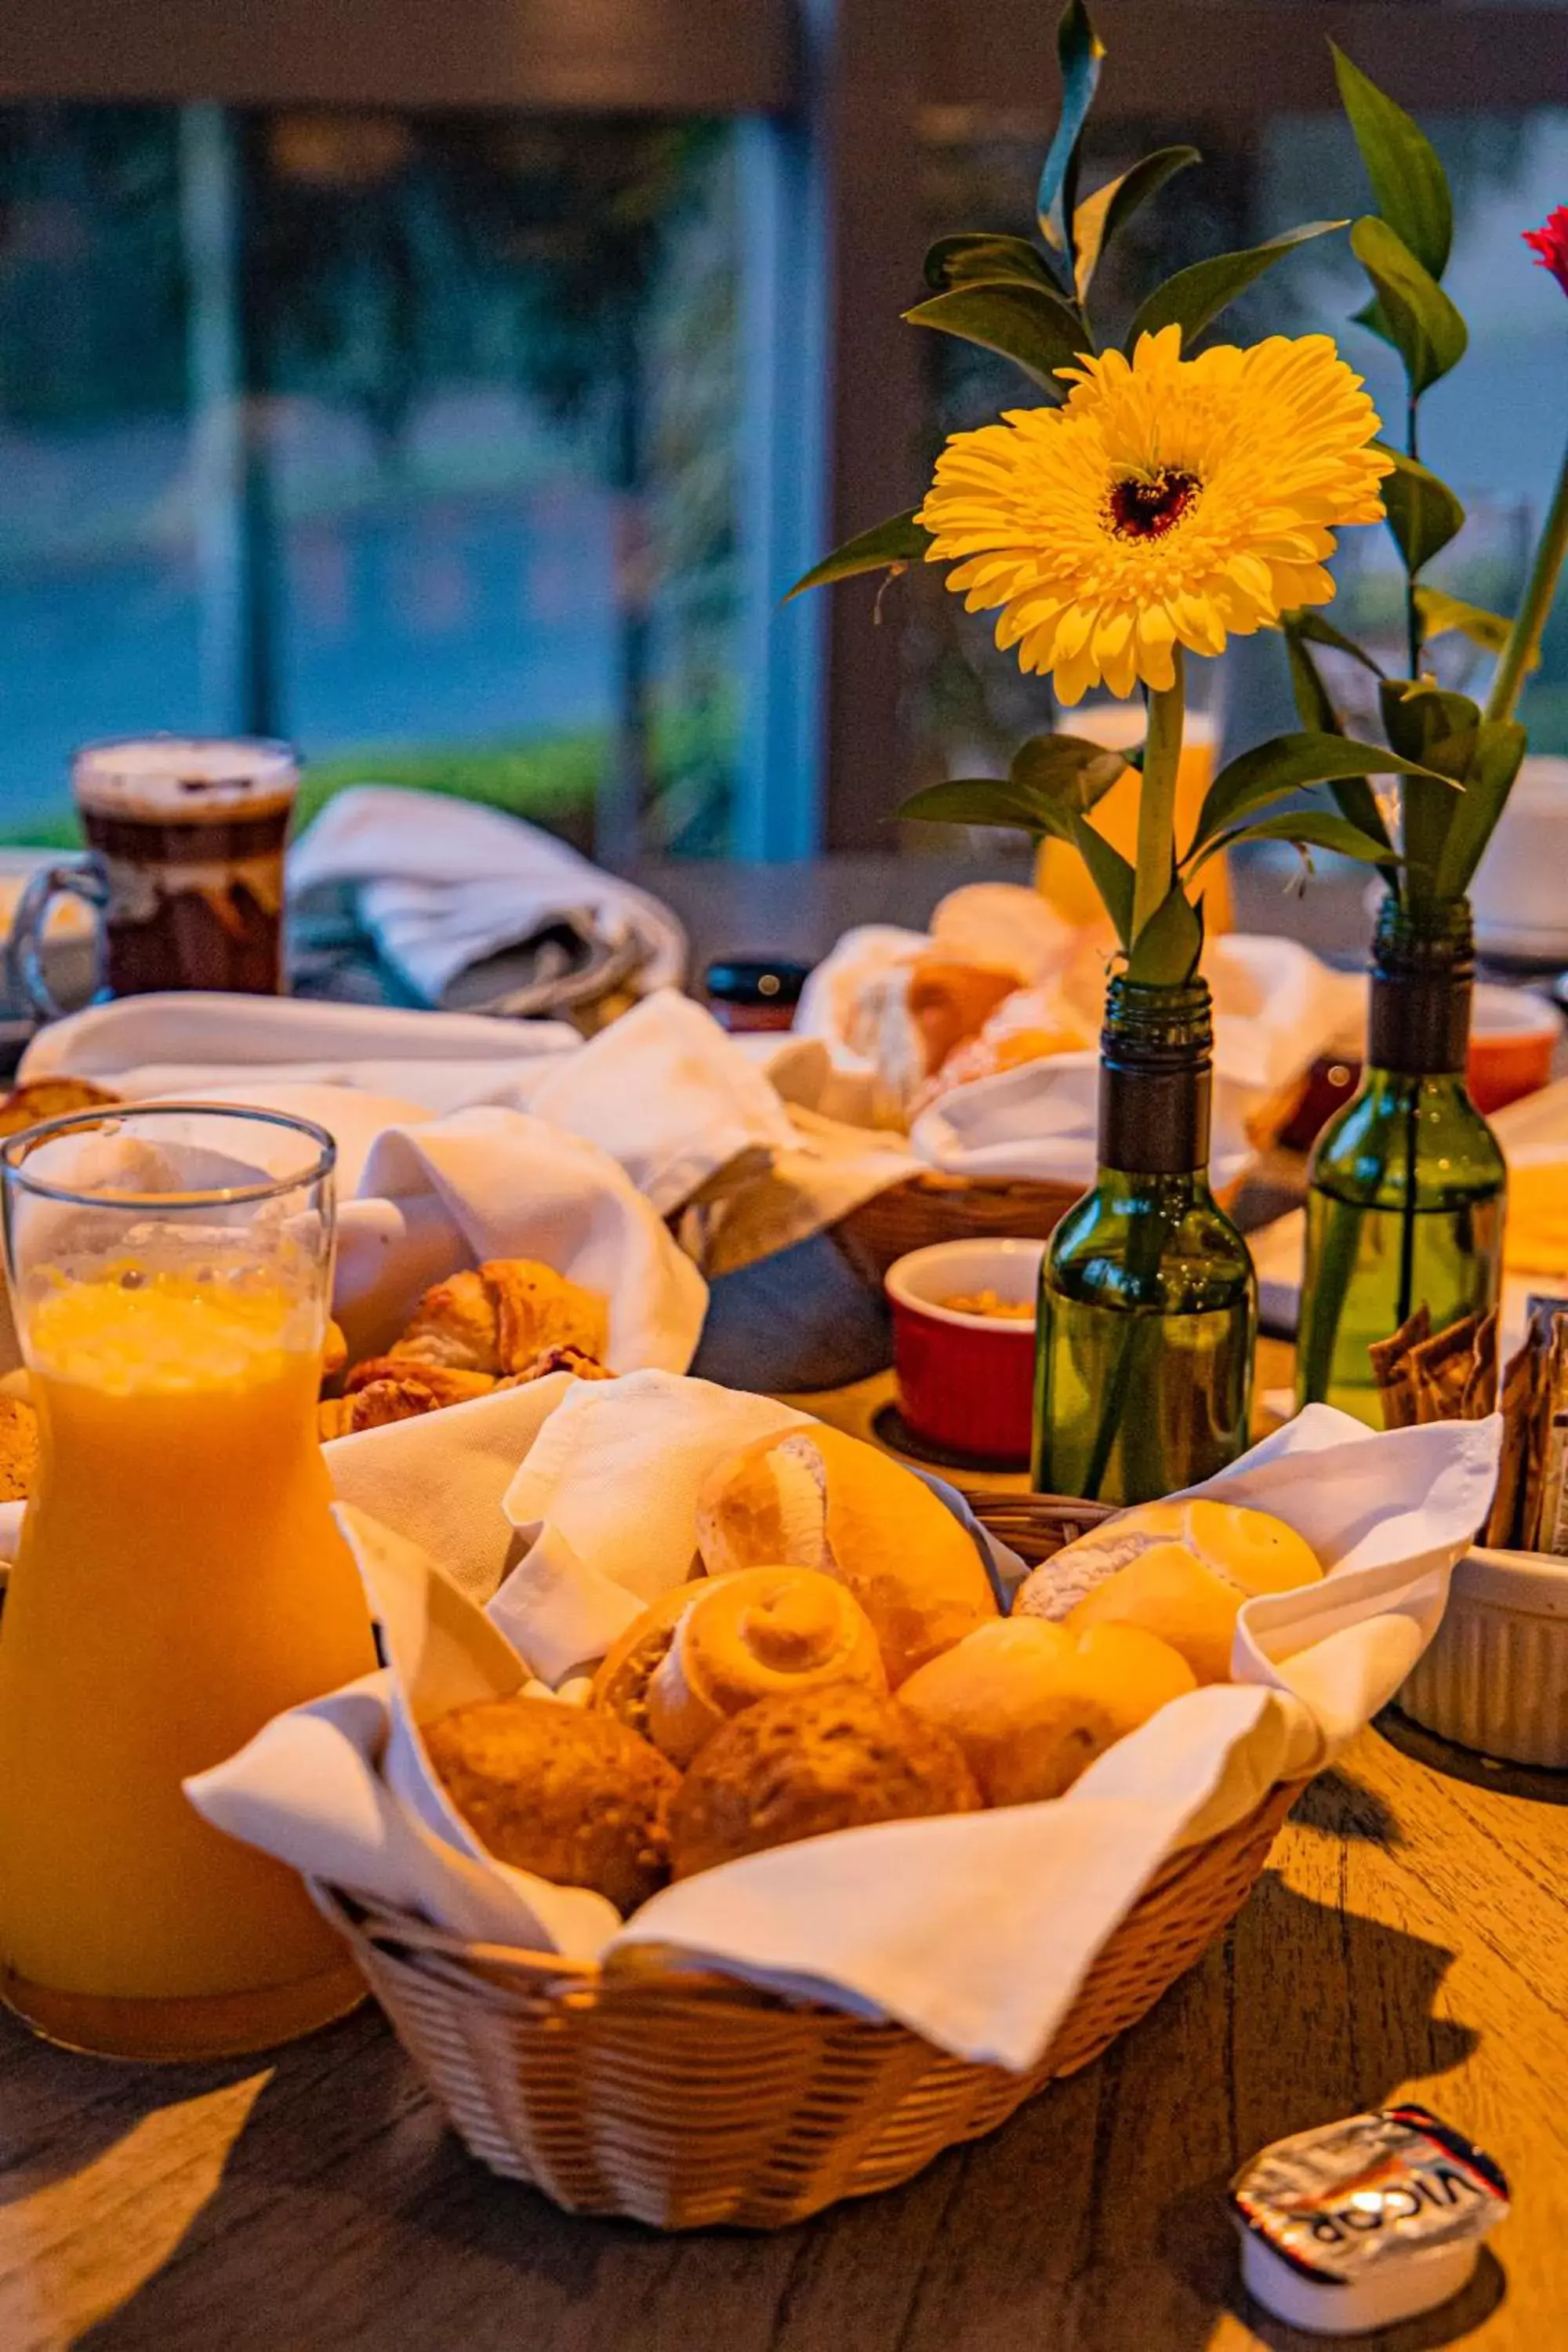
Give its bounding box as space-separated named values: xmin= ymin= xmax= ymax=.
xmin=1296 ymin=895 xmax=1505 ymax=1426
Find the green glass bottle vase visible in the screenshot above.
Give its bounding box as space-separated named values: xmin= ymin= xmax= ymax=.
xmin=1033 ymin=975 xmax=1258 ymax=1504
xmin=1295 ymin=895 xmax=1505 ymax=1427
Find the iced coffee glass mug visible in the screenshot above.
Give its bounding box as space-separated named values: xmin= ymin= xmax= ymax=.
xmin=6 ymin=735 xmax=299 ymax=1017
xmin=0 ymin=1105 xmax=377 ymax=2059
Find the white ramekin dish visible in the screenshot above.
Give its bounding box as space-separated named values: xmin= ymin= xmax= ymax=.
xmin=1399 ymin=1544 xmax=1568 ymax=1768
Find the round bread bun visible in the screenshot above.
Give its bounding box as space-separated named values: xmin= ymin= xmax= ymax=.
xmin=695 ymin=1425 xmax=997 ymax=1684
xmin=423 ymin=1695 xmax=678 ymax=1914
xmin=590 ymin=1581 xmax=712 ymax=1744
xmin=1014 ymin=1497 xmax=1322 ymax=1628
xmin=644 ymin=1565 xmax=885 ymax=1767
xmin=668 ymin=1681 xmax=982 ymax=1879
xmin=898 ymin=1617 xmax=1196 ymax=1805
xmin=1060 ymin=1544 xmax=1246 ymax=1686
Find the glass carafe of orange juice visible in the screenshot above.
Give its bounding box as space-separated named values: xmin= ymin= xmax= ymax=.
xmin=0 ymin=1105 xmax=377 ymax=2060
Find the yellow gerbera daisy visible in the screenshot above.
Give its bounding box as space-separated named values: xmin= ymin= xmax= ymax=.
xmin=916 ymin=323 xmax=1391 ymax=705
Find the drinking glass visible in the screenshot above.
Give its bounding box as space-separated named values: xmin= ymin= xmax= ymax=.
xmin=0 ymin=1105 xmax=377 ymax=2060
xmin=6 ymin=735 xmax=299 ymax=1018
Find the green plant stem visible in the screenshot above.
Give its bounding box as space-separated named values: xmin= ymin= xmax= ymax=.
xmin=1133 ymin=649 xmax=1185 ymax=942
xmin=1405 ymin=395 xmax=1423 ymax=683
xmin=1487 ymin=426 xmax=1568 ymax=727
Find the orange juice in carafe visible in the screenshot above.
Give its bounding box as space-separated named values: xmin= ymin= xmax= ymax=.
xmin=0 ymin=1259 xmax=377 ymax=2060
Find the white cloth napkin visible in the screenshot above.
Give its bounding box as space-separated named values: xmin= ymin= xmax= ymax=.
xmin=287 ymin=786 xmax=686 ymax=1007
xmin=20 ymin=989 xmax=806 ymax=1227
xmin=17 ymin=992 xmax=580 ymax=1086
xmin=188 ymin=1382 xmax=1498 ymax=2074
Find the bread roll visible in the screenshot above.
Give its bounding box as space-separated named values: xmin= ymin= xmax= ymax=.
xmin=669 ymin=1681 xmax=982 ymax=1878
xmin=899 ymin=1618 xmax=1196 ymax=1804
xmin=424 ymin=1695 xmax=678 ymax=1913
xmin=695 ymin=1427 xmax=996 ymax=1684
xmin=1061 ymin=1547 xmax=1247 ymax=1684
xmin=1016 ymin=1498 xmax=1321 ymax=1628
xmin=907 ymin=958 xmax=1018 ymax=1076
xmin=644 ymin=1566 xmax=886 ymax=1766
xmin=590 ymin=1581 xmax=711 ymax=1744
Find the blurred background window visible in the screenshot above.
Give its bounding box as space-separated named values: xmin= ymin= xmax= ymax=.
xmin=0 ymin=3 xmax=1565 ymax=862
xmin=0 ymin=103 xmax=748 ymax=855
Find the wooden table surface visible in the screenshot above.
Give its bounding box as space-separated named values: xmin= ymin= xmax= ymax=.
xmin=2 ymin=860 xmax=1563 ymax=2349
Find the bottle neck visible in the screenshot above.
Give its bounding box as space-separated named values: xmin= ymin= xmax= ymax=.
xmin=1096 ymin=977 xmax=1213 ymax=1178
xmin=1367 ymin=895 xmax=1474 ymax=1079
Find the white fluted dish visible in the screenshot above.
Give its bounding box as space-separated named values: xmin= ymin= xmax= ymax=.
xmin=1399 ymin=1546 xmax=1568 ymax=1769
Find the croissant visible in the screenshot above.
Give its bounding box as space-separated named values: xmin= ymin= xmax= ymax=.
xmin=642 ymin=1566 xmax=887 ymax=1767
xmin=343 ymin=1358 xmax=497 ymax=1409
xmin=390 ymin=1259 xmax=609 ymax=1376
xmin=318 ymin=1376 xmax=441 ymax=1439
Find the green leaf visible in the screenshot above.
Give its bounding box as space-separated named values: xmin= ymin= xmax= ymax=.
xmin=1352 ymin=292 xmax=1398 ymax=351
xmin=1379 ymin=681 xmax=1480 ymax=907
xmin=1283 ymin=623 xmax=1343 ymax=737
xmin=1067 ymin=812 xmax=1134 ymax=946
xmin=903 ymin=282 xmax=1088 ymax=390
xmin=1127 ymin=883 xmax=1203 ymax=985
xmin=1378 ymin=680 xmax=1480 ymax=777
xmin=787 ymin=510 xmax=931 ymax=602
xmin=1011 ymin=732 xmax=1128 ymax=813
xmin=924 ymin=234 xmax=1060 ymax=296
xmin=898 ymin=779 xmax=1056 ymax=837
xmin=1193 ymin=729 xmax=1450 ymax=849
xmin=1379 ymin=446 xmax=1465 ymax=576
xmin=1193 ymin=810 xmax=1400 ymax=873
xmin=1331 ymin=45 xmax=1453 ymax=281
xmin=1414 ymin=586 xmax=1537 ymax=666
xmin=1073 ymin=146 xmax=1200 ymax=300
xmin=1287 ymin=609 xmax=1386 ymax=679
xmin=1349 ymin=216 xmax=1467 ymax=397
xmin=1433 ymin=720 xmax=1528 ymax=900
xmin=1126 ymin=221 xmax=1345 ymax=351
xmin=1037 ymin=0 xmax=1105 ymax=274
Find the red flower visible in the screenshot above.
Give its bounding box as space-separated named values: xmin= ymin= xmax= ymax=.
xmin=1524 ymin=206 xmax=1568 ymax=299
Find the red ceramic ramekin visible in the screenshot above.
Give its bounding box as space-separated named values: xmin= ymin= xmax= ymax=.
xmin=884 ymin=1238 xmax=1044 ymax=1465
xmin=1469 ymin=985 xmax=1562 ymax=1115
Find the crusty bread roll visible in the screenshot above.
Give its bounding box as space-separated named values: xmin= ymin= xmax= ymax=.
xmin=423 ymin=1695 xmax=678 ymax=1913
xmin=1018 ymin=1497 xmax=1320 ymax=1620
xmin=695 ymin=1425 xmax=997 ymax=1683
xmin=669 ymin=1681 xmax=982 ymax=1878
xmin=1014 ymin=1498 xmax=1323 ymax=1686
xmin=898 ymin=1617 xmax=1196 ymax=1804
xmin=907 ymin=958 xmax=1018 ymax=1076
xmin=590 ymin=1581 xmax=710 ymax=1744
xmin=644 ymin=1566 xmax=886 ymax=1766
xmin=1061 ymin=1548 xmax=1245 ymax=1686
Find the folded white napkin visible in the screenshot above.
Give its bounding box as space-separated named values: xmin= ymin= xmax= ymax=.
xmin=907 ymin=1051 xmax=1253 ymax=1192
xmin=188 ymin=1381 xmax=1498 ymax=2074
xmin=17 ymin=992 xmax=580 ymax=1085
xmin=19 ymin=989 xmax=804 ymax=1230
xmin=287 ymin=786 xmax=686 ymax=1007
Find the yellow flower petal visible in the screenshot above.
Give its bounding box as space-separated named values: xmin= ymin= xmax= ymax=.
xmin=916 ymin=327 xmax=1388 ymax=699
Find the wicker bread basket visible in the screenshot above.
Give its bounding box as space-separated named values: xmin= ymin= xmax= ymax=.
xmin=829 ymin=1171 xmax=1082 ymax=1285
xmin=311 ymin=1491 xmax=1301 ymax=2229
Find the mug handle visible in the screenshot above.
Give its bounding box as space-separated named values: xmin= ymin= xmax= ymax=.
xmin=5 ymin=856 xmax=108 ymax=1024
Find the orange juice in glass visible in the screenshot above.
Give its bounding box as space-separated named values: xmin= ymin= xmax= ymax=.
xmin=1035 ymin=702 xmax=1232 ymax=934
xmin=0 ymin=1105 xmax=377 ymax=2060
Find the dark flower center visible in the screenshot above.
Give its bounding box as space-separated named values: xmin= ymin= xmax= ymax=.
xmin=1106 ymin=467 xmax=1200 ymax=541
